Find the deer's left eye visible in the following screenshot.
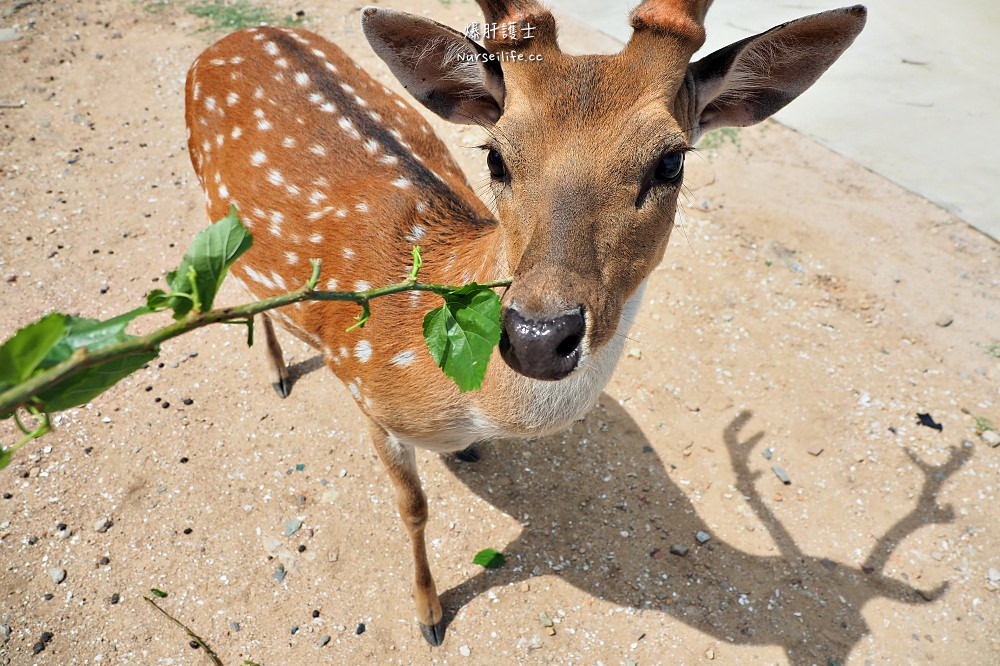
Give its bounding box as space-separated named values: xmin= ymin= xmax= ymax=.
xmin=652 ymin=152 xmax=685 ymax=185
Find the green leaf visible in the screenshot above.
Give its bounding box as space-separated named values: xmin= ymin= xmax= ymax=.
xmin=166 ymin=207 xmax=253 ymax=318
xmin=40 ymin=309 xmax=150 ymax=368
xmin=472 ymin=548 xmax=505 ymax=569
xmin=34 ymin=350 xmax=158 ymax=413
xmin=0 ymin=314 xmax=66 ymax=387
xmin=150 ymin=588 xmax=168 ymax=598
xmin=422 ymin=284 xmax=502 ymax=393
xmin=0 ymin=447 xmax=11 ymax=470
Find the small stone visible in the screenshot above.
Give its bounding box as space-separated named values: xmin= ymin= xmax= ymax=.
xmin=290 ymin=625 xmax=299 ymax=635
xmin=627 ymin=347 xmax=641 ymax=359
xmin=40 ymin=631 xmax=53 ymax=644
xmin=706 ymin=647 xmax=716 ymax=660
xmin=0 ymin=28 xmax=19 ymax=43
xmin=987 ymin=568 xmax=1000 ymax=583
xmin=935 ymin=314 xmax=954 ymax=328
xmin=312 ymin=609 xmax=320 ymax=618
xmin=110 ymin=593 xmax=120 ymax=605
xmin=284 ymin=519 xmax=303 ymax=536
xmin=43 ymin=593 xmax=54 ymax=601
xmin=50 ymin=568 xmax=67 ymax=584
xmin=1 ymin=624 xmax=11 ymax=643
xmin=273 ymin=565 xmax=286 ymax=582
xmin=820 ymin=558 xmax=837 ymax=572
xmin=95 ymin=517 xmax=112 ymax=533
xmin=762 ymin=447 xmax=774 ymax=460
xmin=355 ymin=622 xmax=366 ymax=635
xmin=981 ymin=430 xmax=1000 ymax=448
xmin=182 ymin=398 xmax=194 ymax=406
xmin=33 ymin=641 xmax=46 ymax=655
xmin=808 ymin=447 xmax=825 ymax=457
xmin=231 ymin=622 xmax=240 ymax=632
xmin=539 ymin=611 xmax=553 ymax=628
xmin=695 ymin=531 xmax=712 ymax=544
xmin=459 ymin=645 xmax=471 ymax=656
xmin=545 ymin=626 xmax=556 ymax=636
xmin=98 ymin=556 xmax=110 ymax=566
xmin=519 ymin=582 xmax=530 ymax=592
xmin=670 ymin=544 xmax=689 ymax=557
xmin=772 ymin=466 xmax=792 ymax=485
xmin=319 ymin=635 xmax=331 ymax=647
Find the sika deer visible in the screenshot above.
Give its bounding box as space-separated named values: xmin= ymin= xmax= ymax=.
xmin=185 ymin=0 xmax=867 ymax=645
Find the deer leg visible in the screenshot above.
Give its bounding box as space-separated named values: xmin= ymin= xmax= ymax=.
xmin=260 ymin=314 xmax=290 ymax=398
xmin=369 ymin=421 xmax=445 ymax=645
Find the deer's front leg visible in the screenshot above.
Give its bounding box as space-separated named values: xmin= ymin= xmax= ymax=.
xmin=260 ymin=314 xmax=290 ymax=398
xmin=369 ymin=422 xmax=445 ymax=646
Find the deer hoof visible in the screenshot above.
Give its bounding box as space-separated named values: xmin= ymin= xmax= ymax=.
xmin=454 ymin=444 xmax=481 ymax=463
xmin=419 ymin=620 xmax=446 ymax=646
xmin=271 ymin=377 xmax=291 ymax=399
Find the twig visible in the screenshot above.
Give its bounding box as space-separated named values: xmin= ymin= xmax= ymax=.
xmin=143 ymin=596 xmax=224 ymax=666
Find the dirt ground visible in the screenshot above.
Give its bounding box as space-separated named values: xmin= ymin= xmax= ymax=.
xmin=1 ymin=1 xmax=998 ymax=665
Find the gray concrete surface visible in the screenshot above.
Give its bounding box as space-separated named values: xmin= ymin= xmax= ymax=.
xmin=547 ymin=0 xmax=999 ymax=241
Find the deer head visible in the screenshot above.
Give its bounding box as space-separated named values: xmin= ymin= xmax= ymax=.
xmin=362 ymin=1 xmax=867 ymax=382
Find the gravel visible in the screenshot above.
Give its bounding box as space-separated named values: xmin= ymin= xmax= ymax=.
xmin=49 ymin=568 xmax=67 ymax=584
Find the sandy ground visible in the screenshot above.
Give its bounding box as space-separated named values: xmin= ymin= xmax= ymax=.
xmin=1 ymin=1 xmax=998 ymax=665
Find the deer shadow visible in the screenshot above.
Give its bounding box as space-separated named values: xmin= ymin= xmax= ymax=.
xmin=440 ymin=403 xmax=970 ymax=665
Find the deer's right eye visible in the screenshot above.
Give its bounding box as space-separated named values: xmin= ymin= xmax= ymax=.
xmin=486 ymin=148 xmax=508 ymax=181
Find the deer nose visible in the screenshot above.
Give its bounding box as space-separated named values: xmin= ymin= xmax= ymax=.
xmin=499 ymin=307 xmax=585 ymax=381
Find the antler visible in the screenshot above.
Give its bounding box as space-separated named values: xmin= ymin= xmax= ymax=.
xmin=630 ymin=0 xmax=714 ymax=52
xmin=473 ymin=0 xmax=558 ymax=52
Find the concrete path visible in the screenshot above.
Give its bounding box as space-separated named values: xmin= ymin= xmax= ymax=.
xmin=546 ymin=0 xmax=999 ymax=241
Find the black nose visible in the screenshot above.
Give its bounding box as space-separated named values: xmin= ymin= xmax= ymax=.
xmin=498 ymin=307 xmax=585 ymax=381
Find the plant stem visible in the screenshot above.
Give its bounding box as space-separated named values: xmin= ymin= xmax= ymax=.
xmin=0 ymin=260 xmax=511 ymax=417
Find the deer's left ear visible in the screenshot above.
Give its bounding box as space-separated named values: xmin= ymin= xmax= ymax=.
xmin=361 ymin=7 xmax=505 ymax=125
xmin=688 ymin=5 xmax=866 ymax=138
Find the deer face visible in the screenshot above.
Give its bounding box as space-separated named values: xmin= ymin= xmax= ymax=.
xmin=363 ymin=2 xmax=867 ymax=381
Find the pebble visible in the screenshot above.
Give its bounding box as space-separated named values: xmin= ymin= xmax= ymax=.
xmin=32 ymin=641 xmax=46 ymax=655
xmin=981 ymin=430 xmax=1000 ymax=447
xmin=49 ymin=568 xmax=67 ymax=584
xmin=0 ymin=28 xmax=19 ymax=43
xmin=1 ymin=624 xmax=10 ymax=643
xmin=230 ymin=622 xmax=240 ymax=632
xmin=539 ymin=611 xmax=553 ymax=628
xmin=56 ymin=528 xmax=73 ymax=539
xmin=284 ymin=519 xmax=303 ymax=536
xmin=290 ymin=625 xmax=299 ymax=635
xmin=808 ymin=446 xmax=825 ymax=457
xmin=95 ymin=517 xmax=112 ymax=533
xmin=459 ymin=645 xmax=471 ymax=656
xmin=762 ymin=447 xmax=774 ymax=460
xmin=355 ymin=622 xmax=366 ymax=635
xmin=670 ymin=544 xmax=689 ymax=557
xmin=772 ymin=466 xmax=792 ymax=485
xmin=273 ymin=564 xmax=287 ymax=582
xmin=935 ymin=314 xmax=954 ymax=327
xmin=987 ymin=568 xmax=1000 ymax=583
xmin=695 ymin=531 xmax=712 ymax=544
xmin=319 ymin=635 xmax=331 ymax=647
xmin=110 ymin=593 xmax=120 ymax=605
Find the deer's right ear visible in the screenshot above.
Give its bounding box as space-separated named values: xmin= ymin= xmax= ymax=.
xmin=361 ymin=7 xmax=505 ymax=125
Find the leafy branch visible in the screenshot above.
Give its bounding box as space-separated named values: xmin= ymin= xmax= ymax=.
xmin=1 ymin=208 xmax=510 ymax=468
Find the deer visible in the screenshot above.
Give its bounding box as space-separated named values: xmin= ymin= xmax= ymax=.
xmin=185 ymin=0 xmax=867 ymax=645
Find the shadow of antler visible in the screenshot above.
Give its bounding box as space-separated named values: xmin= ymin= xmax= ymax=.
xmin=438 ymin=404 xmax=971 ymax=665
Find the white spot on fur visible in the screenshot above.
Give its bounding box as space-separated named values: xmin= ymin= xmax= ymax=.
xmin=251 ymin=150 xmax=267 ymax=166
xmin=230 ymin=56 xmax=244 ymax=64
xmin=218 ymin=184 xmax=229 ymax=199
xmin=275 ymin=57 xmax=288 ymax=69
xmin=355 ymin=203 xmax=368 ymax=213
xmin=308 ymin=191 xmax=327 ymax=205
xmin=405 ymin=225 xmax=426 ymax=243
xmin=270 ymin=272 xmax=287 ymax=290
xmin=320 ymin=102 xmax=336 ymax=114
xmin=325 ymin=278 xmax=339 ymax=290
xmin=416 ymin=201 xmax=428 ymax=215
xmin=294 ymin=71 xmax=309 ymax=86
xmin=354 ymin=340 xmax=372 ymax=363
xmin=285 ymin=251 xmax=299 ymax=265
xmin=226 ymin=91 xmax=239 ymax=106
xmin=354 ymin=95 xmax=368 ymax=107
xmin=338 ymin=117 xmax=360 ymax=140
xmin=354 ymin=280 xmax=370 ymax=292
xmin=244 ymin=266 xmax=275 ymax=289
xmin=393 ymin=177 xmax=411 ymax=189
xmin=379 ymin=155 xmax=399 ymax=166
xmin=347 ymin=382 xmax=361 ymax=401
xmin=325 ymin=62 xmax=338 ymax=73
xmin=364 ymin=139 xmax=379 ymax=154
xmin=309 ymin=233 xmax=324 ymax=243
xmin=342 ymin=248 xmax=355 ymax=260
xmin=253 ymin=87 xmax=265 ymax=100
xmin=282 ymin=136 xmax=296 ymax=148
xmin=269 ymin=210 xmax=284 ymax=235
xmin=309 ymin=144 xmax=326 ymax=156
xmin=267 ymin=169 xmax=284 ymax=186
xmin=264 ymin=41 xmax=279 ymax=56
xmin=390 ymin=351 xmax=416 ymax=367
